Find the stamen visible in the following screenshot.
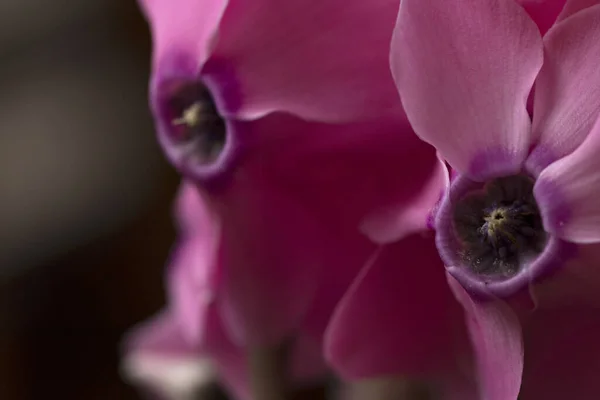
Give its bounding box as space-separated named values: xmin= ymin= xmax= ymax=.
xmin=172 ymin=102 xmax=206 ymax=127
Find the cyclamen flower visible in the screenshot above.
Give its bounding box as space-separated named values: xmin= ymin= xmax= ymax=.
xmin=140 ymin=0 xmax=443 ymax=365
xmin=123 ymin=184 xmax=328 ymax=400
xmin=137 ymin=2 xmax=446 ymax=398
xmin=377 ymin=0 xmax=600 ymax=398
xmin=326 ymin=2 xmax=580 ymax=399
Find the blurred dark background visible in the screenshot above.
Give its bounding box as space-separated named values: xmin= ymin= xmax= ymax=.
xmin=0 ymin=1 xmax=179 ymax=398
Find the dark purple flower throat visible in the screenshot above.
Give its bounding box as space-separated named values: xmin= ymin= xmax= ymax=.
xmin=452 ymin=175 xmax=547 ymax=278
xmin=160 ymin=80 xmax=226 ymax=165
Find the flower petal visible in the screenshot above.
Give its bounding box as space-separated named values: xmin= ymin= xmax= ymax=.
xmin=124 ymin=311 xmax=197 ymax=360
xmin=207 ymin=0 xmax=404 ymax=122
xmin=325 ymin=234 xmax=467 ymax=379
xmin=447 ymin=275 xmax=523 ymax=400
xmin=519 ymin=308 xmax=600 ymax=399
xmin=535 ymin=115 xmax=600 ymax=243
xmin=168 ymin=236 xmax=219 ymax=344
xmin=527 ymin=4 xmax=600 ymax=173
xmin=168 ymin=183 xmax=221 ymax=343
xmin=530 ymin=244 xmax=600 ymax=308
xmin=391 ymin=0 xmax=543 ymax=179
xmin=122 ymin=312 xmax=213 ymax=400
xmin=360 ymin=156 xmax=448 ymax=244
xmin=216 ymin=179 xmax=325 ymax=346
xmin=140 ymin=0 xmax=229 ymax=73
xmin=211 ymin=113 xmax=440 ymax=346
xmin=202 ymin=309 xmax=252 ymax=400
xmin=175 ymin=182 xmax=216 ymax=237
xmin=266 ymin=117 xmax=440 ymax=239
xmin=518 ymin=0 xmax=567 ymax=35
xmin=556 ymin=0 xmax=600 ymax=21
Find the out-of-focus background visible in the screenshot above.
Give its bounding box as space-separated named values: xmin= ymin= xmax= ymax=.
xmin=0 ymin=1 xmax=179 ymax=398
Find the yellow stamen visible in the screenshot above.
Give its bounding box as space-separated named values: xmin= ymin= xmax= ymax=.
xmin=484 ymin=208 xmax=517 ymax=244
xmin=172 ymin=103 xmax=205 ymax=127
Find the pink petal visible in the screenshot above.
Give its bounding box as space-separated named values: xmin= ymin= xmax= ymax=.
xmin=210 ymin=113 xmax=440 ymax=346
xmin=167 ymin=183 xmax=222 ymax=343
xmin=299 ymin=229 xmax=376 ymax=344
xmin=325 ymin=234 xmax=468 ymax=379
xmin=391 ymin=0 xmax=543 ymax=179
xmin=259 ymin=115 xmax=441 ymax=243
xmin=122 ymin=312 xmax=213 ymax=399
xmin=534 ymin=116 xmax=600 ymax=243
xmin=447 ymin=275 xmax=523 ymax=400
xmin=140 ymin=0 xmax=228 ymax=73
xmin=124 ymin=311 xmax=197 ymax=358
xmin=530 ymin=243 xmax=600 ymax=308
xmin=207 ymin=0 xmax=404 ymax=122
xmin=518 ymin=0 xmax=567 ymax=35
xmin=216 ymin=178 xmax=325 ymax=346
xmin=527 ymin=4 xmax=600 ymax=173
xmin=175 ymin=182 xmax=217 ymax=237
xmin=124 ymin=308 xmax=247 ymax=400
xmin=202 ymin=309 xmax=252 ymax=400
xmin=556 ymin=0 xmax=600 ymax=21
xmin=168 ymin=235 xmax=219 ymax=344
xmin=361 ymin=156 xmax=448 ymax=244
xmin=519 ymin=308 xmax=600 ymax=399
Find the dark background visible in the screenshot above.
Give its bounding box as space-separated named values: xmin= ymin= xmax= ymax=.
xmin=0 ymin=1 xmax=179 ymax=398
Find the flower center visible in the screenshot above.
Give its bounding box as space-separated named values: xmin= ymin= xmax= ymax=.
xmin=163 ymin=81 xmax=226 ymax=164
xmin=452 ymin=175 xmax=547 ymax=278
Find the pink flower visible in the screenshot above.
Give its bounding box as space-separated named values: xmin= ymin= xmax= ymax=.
xmin=357 ymin=0 xmax=600 ymax=398
xmin=123 ymin=184 xmax=328 ymax=399
xmin=139 ymin=0 xmax=443 ymax=356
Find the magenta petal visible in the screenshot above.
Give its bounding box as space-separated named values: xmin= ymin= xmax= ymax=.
xmin=528 ymin=4 xmax=600 ymax=173
xmin=201 ymin=309 xmax=252 ymax=400
xmin=556 ymin=0 xmax=600 ymax=21
xmin=519 ymin=308 xmax=600 ymax=399
xmin=210 ymin=113 xmax=440 ymax=346
xmin=361 ymin=156 xmax=448 ymax=244
xmin=518 ymin=0 xmax=567 ymax=35
xmin=266 ymin=116 xmax=441 ymax=240
xmin=140 ymin=0 xmax=228 ymax=72
xmin=325 ymin=234 xmax=467 ymax=379
xmin=447 ymin=275 xmax=523 ymax=400
xmin=208 ymin=0 xmax=404 ymax=122
xmin=535 ymin=116 xmax=600 ymax=243
xmin=391 ymin=0 xmax=543 ymax=179
xmin=530 ymin=243 xmax=600 ymax=308
xmin=216 ymin=180 xmax=324 ymax=346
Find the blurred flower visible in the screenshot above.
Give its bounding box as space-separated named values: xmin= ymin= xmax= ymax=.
xmin=379 ymin=0 xmax=600 ymax=398
xmin=139 ymin=0 xmax=444 ymax=362
xmin=123 ymin=184 xmax=328 ymax=399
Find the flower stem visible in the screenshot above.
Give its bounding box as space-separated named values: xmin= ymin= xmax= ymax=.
xmin=248 ymin=344 xmax=290 ymax=400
